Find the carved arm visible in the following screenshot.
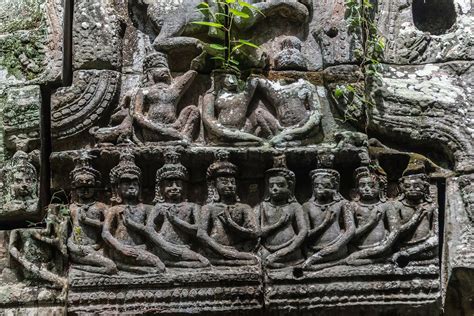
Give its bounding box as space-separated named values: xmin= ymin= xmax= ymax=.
xmin=102 ymin=209 xmax=137 ymax=258
xmin=166 ymin=207 xmax=199 ymax=236
xmin=306 ymin=206 xmax=336 ymax=239
xmin=318 ymin=203 xmax=356 ymax=257
xmin=353 ymin=205 xmax=384 ymax=240
xmin=172 ymin=70 xmax=198 ymax=100
xmin=222 ymin=206 xmax=259 ymax=239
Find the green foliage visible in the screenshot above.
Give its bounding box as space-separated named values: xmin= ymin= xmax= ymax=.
xmin=335 ymin=0 xmax=385 ymax=127
xmin=192 ymin=0 xmax=263 ymax=76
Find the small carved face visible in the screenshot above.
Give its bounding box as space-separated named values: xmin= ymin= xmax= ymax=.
xmin=75 ymin=175 xmax=96 ymax=200
xmin=150 ymin=68 xmax=171 ymax=84
xmin=313 ymin=175 xmax=336 ymax=200
xmin=216 ymin=176 xmax=237 ymax=198
xmin=269 ymin=176 xmax=291 ymax=202
xmin=401 ymin=176 xmax=428 ymax=201
xmin=11 ymin=171 xmax=35 ymax=198
xmin=357 ymin=176 xmax=380 ymax=201
xmin=223 ymin=74 xmax=238 ymax=92
xmin=162 ymin=179 xmax=184 ymax=202
xmin=118 ymin=177 xmax=140 ymax=201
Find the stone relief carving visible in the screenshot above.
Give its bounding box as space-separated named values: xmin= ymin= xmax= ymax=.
xmin=3 ymin=0 xmax=471 ymax=313
xmin=102 ymin=152 xmax=166 ymax=273
xmin=0 ymin=151 xmax=39 ymax=219
xmin=198 ymin=150 xmax=259 ymax=266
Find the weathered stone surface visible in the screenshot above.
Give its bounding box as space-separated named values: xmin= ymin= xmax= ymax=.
xmin=379 ymin=0 xmax=474 ymax=64
xmin=367 ymin=62 xmax=474 ymax=173
xmin=51 ymin=70 xmax=121 ymax=149
xmin=73 ymin=0 xmax=125 ymax=71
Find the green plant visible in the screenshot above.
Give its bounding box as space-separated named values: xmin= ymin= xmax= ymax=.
xmin=334 ymin=0 xmax=385 ymax=128
xmin=0 ymin=0 xmax=45 ymax=33
xmin=192 ymin=0 xmax=263 ymax=76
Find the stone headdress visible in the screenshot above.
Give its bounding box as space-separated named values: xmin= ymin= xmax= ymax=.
xmin=109 ymin=152 xmax=141 ymax=203
xmin=154 ymin=150 xmax=188 ymax=203
xmin=264 ymin=154 xmax=296 ymax=202
xmin=144 ymin=51 xmax=169 ymax=70
xmin=206 ymin=150 xmax=238 ymax=203
xmin=70 ymin=151 xmax=101 ymax=188
xmin=353 ymin=163 xmax=387 ymax=201
xmin=399 ymin=157 xmax=432 ymax=202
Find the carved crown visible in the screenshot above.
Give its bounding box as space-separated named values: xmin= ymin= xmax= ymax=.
xmin=310 ymin=169 xmax=340 ymax=185
xmin=265 ymin=154 xmax=296 ymax=185
xmin=144 ymin=51 xmax=169 ymax=70
xmin=110 ymin=152 xmax=141 ymax=185
xmin=156 ymin=150 xmax=188 ymax=182
xmin=70 ymin=151 xmax=101 ymax=188
xmin=6 ymin=151 xmax=37 ymax=182
xmin=206 ymin=150 xmax=237 ymax=180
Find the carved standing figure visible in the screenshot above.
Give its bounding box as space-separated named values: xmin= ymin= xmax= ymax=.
xmin=197 ymin=150 xmax=259 ymax=266
xmin=102 ymin=152 xmax=166 ymax=273
xmin=302 ymin=168 xmax=355 ymax=270
xmin=1 ymin=151 xmax=38 ymax=216
xmin=202 ymin=73 xmax=267 ymax=145
xmin=258 ymin=154 xmax=307 ymax=268
xmin=124 ymin=150 xmax=210 ymax=268
xmin=256 ymin=77 xmax=323 ymax=146
xmin=390 ymin=159 xmax=439 ymax=265
xmin=67 ymin=152 xmax=118 ymax=274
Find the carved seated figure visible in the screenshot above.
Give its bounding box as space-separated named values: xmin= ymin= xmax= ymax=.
xmin=2 ymin=151 xmax=38 ymax=216
xmin=197 ymin=150 xmax=259 ymax=266
xmin=67 ymin=152 xmax=117 ymax=275
xmin=391 ymin=159 xmax=438 ymax=265
xmin=348 ymin=167 xmax=392 ymax=251
xmin=202 ymin=73 xmax=267 ymax=145
xmin=125 ymin=150 xmax=210 ymax=268
xmin=102 ymin=152 xmax=166 ymax=274
xmin=256 ymin=76 xmax=323 ymax=146
xmin=302 ymin=168 xmax=355 ymax=270
xmin=258 ymin=155 xmax=307 ymax=268
xmin=8 ymin=205 xmax=68 ymax=291
xmin=92 ymin=52 xmax=200 ymax=145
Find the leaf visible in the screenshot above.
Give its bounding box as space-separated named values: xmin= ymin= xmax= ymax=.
xmin=210 ymin=44 xmax=227 ymax=50
xmin=334 ymin=87 xmax=344 ymax=98
xmin=238 ymin=39 xmax=259 ymax=49
xmin=191 ymin=21 xmax=225 ymax=28
xmin=229 ymin=58 xmax=240 ymax=65
xmin=229 ymin=8 xmax=249 ymax=18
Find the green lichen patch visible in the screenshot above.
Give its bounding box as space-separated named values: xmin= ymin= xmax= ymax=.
xmin=0 ymin=0 xmax=45 ymax=34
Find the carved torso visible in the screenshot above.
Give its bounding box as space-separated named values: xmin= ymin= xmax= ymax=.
xmin=396 ymin=200 xmax=436 ymax=245
xmin=215 ymin=91 xmax=249 ymax=129
xmin=157 ymin=202 xmax=197 ymax=245
xmin=143 ymin=85 xmax=179 ymax=124
xmin=71 ymin=202 xmax=106 ymax=246
xmin=208 ymin=202 xmax=254 ymax=246
xmin=352 ymin=201 xmax=387 ymax=249
xmin=271 ymin=81 xmax=312 ymax=127
xmin=112 ymin=204 xmax=148 ymax=246
xmin=304 ymin=200 xmax=346 ymax=250
xmin=260 ymin=201 xmax=298 ymax=252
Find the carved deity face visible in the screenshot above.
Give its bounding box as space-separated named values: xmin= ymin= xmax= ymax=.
xmin=357 ymin=176 xmax=380 ymax=201
xmin=313 ymin=175 xmax=336 ymax=201
xmin=401 ymin=176 xmax=428 ymax=202
xmin=75 ymin=175 xmax=96 ymax=201
xmin=216 ymin=176 xmax=237 ymax=199
xmin=162 ymin=178 xmax=184 ymax=203
xmin=150 ymin=67 xmax=171 ymax=84
xmin=268 ymin=176 xmax=291 ymax=203
xmin=223 ymin=74 xmax=238 ymax=92
xmin=11 ymin=171 xmax=35 ymax=199
xmin=118 ymin=176 xmax=140 ymax=202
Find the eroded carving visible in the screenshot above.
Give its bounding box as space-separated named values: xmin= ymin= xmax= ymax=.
xmin=197 ymin=150 xmax=259 ymax=266
xmin=258 ymin=154 xmax=307 ymax=268
xmin=0 ymin=151 xmax=39 ymax=218
xmin=102 ymin=152 xmax=166 ymax=273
